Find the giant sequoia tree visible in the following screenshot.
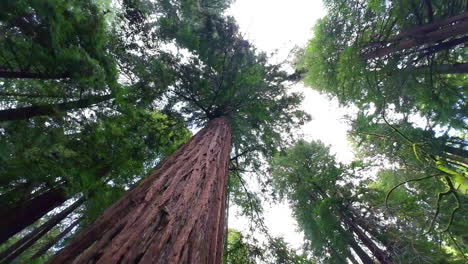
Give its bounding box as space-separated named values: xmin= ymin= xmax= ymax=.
xmin=48 ymin=13 xmax=307 ymax=263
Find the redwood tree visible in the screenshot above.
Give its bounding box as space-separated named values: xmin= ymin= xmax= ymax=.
xmin=49 ymin=13 xmax=307 ymax=263
xmin=298 ymin=0 xmax=467 ymax=128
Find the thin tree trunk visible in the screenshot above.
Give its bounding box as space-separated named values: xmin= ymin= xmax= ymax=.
xmin=418 ymin=35 xmax=468 ymax=58
xmin=309 ymin=185 xmax=377 ymax=264
xmin=432 ymin=63 xmax=468 ymax=74
xmin=31 ymin=217 xmax=82 ymax=259
xmin=0 ymin=92 xmax=65 ymax=98
xmin=401 ymin=63 xmax=468 ymax=75
xmin=0 ymin=197 xmax=84 ymax=263
xmin=343 ymin=215 xmax=391 ymax=264
xmin=49 ymin=117 xmax=232 ymax=264
xmin=0 ymin=70 xmax=70 ymax=80
xmin=0 ymin=94 xmax=113 ymax=122
xmin=444 ymin=145 xmax=468 ymax=159
xmin=343 ymin=226 xmax=375 ymax=264
xmin=423 ymin=0 xmax=434 ymax=23
xmin=348 ymin=254 xmax=360 ymax=264
xmin=223 ymin=187 xmax=230 ymax=263
xmin=0 ymin=188 xmax=67 ymax=244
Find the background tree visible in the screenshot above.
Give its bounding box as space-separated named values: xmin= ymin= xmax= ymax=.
xmin=297 ymin=0 xmax=467 ymax=128
xmin=270 ymin=140 xmax=466 ymax=263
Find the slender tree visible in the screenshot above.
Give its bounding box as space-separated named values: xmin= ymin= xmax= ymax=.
xmin=0 ymin=94 xmax=113 ymax=121
xmin=30 ymin=217 xmax=82 ymax=260
xmin=270 ymin=140 xmax=395 ymax=264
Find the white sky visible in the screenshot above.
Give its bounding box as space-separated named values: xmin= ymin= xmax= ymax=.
xmin=227 ymin=0 xmax=357 ymax=251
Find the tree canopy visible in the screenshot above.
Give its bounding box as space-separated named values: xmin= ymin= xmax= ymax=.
xmin=0 ymin=0 xmax=466 ymax=263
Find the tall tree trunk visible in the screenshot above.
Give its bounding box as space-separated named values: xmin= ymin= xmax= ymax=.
xmin=342 ymin=215 xmax=391 ymax=264
xmin=387 ymin=12 xmax=468 ymax=43
xmin=341 ymin=225 xmax=375 ymax=264
xmin=418 ymin=35 xmax=468 ymax=58
xmin=444 ymin=145 xmax=468 ymax=159
xmin=31 ymin=217 xmax=82 ymax=260
xmin=0 ymin=94 xmax=112 ymax=122
xmin=363 ymin=12 xmax=468 ymax=59
xmin=0 ymin=198 xmax=84 ymax=264
xmin=348 ymin=254 xmax=360 ymax=264
xmin=49 ymin=117 xmax=232 ymax=264
xmin=349 ymin=211 xmax=395 ymax=254
xmin=400 ymin=63 xmax=468 ymax=75
xmin=0 ymin=70 xmax=70 ymax=80
xmin=0 ymin=188 xmax=67 ymax=244
xmin=431 ymin=63 xmax=468 ymax=74
xmin=0 ymin=92 xmax=65 ymax=98
xmin=309 ymin=185 xmax=375 ymax=263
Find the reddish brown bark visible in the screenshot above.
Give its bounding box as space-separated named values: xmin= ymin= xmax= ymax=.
xmin=0 ymin=188 xmax=67 ymax=244
xmin=49 ymin=117 xmax=232 ymax=264
xmin=364 ymin=12 xmax=468 ymax=59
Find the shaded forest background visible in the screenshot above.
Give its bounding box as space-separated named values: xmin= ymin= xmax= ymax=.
xmin=0 ymin=0 xmax=466 ymax=263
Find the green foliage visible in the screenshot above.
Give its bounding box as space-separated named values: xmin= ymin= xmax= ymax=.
xmin=270 ymin=140 xmax=355 ymax=263
xmin=349 ymin=113 xmax=468 ymax=262
xmin=298 ymin=0 xmax=467 ymax=128
xmin=224 ymin=229 xmax=314 ymax=264
xmin=0 ymin=0 xmax=117 ymax=84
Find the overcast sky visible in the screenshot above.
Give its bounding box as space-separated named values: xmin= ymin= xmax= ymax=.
xmin=227 ymin=0 xmax=357 ymax=250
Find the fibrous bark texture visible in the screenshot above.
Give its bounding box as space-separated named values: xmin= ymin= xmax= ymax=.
xmin=49 ymin=117 xmax=232 ymax=264
xmin=363 ymin=11 xmax=468 ymax=59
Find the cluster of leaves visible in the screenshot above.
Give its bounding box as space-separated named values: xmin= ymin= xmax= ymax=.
xmin=291 ymin=0 xmax=467 ymax=263
xmin=224 ymin=229 xmax=314 ymax=264
xmin=297 ymin=0 xmax=467 ymax=128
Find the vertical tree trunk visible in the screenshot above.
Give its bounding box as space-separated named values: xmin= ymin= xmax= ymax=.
xmin=348 ymin=254 xmax=360 ymax=264
xmin=0 ymin=197 xmax=84 ymax=263
xmin=49 ymin=117 xmax=232 ymax=264
xmin=338 ymin=225 xmax=375 ymax=264
xmin=0 ymin=94 xmax=113 ymax=122
xmin=308 ymin=186 xmax=375 ymax=264
xmin=0 ymin=188 xmax=67 ymax=244
xmin=343 ymin=215 xmax=391 ymax=264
